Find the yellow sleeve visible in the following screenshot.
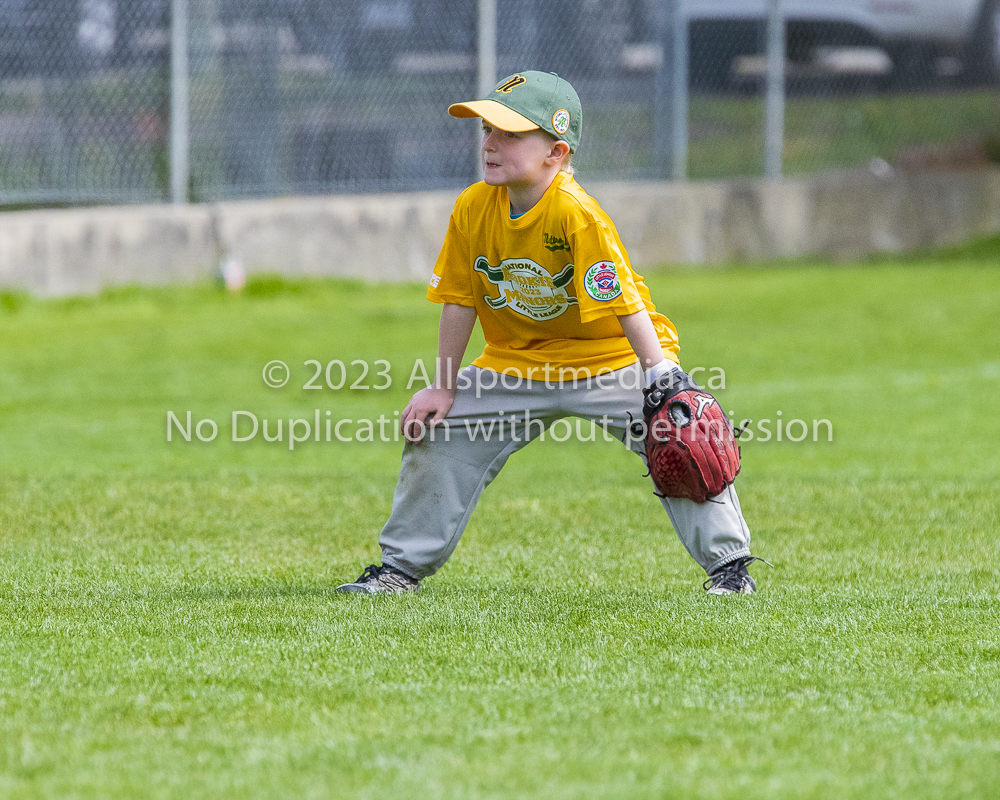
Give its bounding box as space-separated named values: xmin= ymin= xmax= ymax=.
xmin=568 ymin=221 xmax=646 ymax=324
xmin=426 ymin=208 xmax=475 ymax=307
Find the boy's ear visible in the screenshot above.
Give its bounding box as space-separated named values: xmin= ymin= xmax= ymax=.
xmin=547 ymin=139 xmax=571 ymax=165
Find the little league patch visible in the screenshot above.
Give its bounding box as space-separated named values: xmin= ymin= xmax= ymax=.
xmin=584 ymin=261 xmax=622 ymax=302
xmin=552 ymin=109 xmax=571 ymax=135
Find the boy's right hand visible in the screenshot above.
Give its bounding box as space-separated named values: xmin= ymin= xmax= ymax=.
xmin=400 ymin=386 xmax=456 ymax=444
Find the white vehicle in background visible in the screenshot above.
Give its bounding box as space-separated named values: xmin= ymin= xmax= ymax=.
xmin=677 ymin=0 xmax=999 ymax=88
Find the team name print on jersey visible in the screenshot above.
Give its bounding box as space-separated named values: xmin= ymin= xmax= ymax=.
xmin=543 ymin=232 xmax=570 ymax=252
xmin=474 ymin=257 xmax=577 ymax=321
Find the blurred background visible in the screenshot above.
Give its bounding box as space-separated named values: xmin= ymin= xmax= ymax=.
xmin=1 ymin=0 xmax=998 ymax=205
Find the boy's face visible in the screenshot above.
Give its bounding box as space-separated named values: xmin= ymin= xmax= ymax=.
xmin=480 ymin=122 xmax=567 ymax=190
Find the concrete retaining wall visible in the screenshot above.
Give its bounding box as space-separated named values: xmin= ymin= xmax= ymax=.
xmin=3 ymin=167 xmax=1000 ymax=296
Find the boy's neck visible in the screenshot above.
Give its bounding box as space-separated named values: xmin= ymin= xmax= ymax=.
xmin=506 ymin=168 xmax=564 ymax=216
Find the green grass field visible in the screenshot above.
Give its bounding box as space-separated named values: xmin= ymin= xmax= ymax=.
xmin=1 ymin=248 xmax=999 ymax=798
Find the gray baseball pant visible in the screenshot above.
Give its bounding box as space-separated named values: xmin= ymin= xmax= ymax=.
xmin=379 ymin=364 xmax=751 ymax=580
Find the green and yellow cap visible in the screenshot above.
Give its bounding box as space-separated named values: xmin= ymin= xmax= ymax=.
xmin=449 ymin=70 xmax=583 ymax=152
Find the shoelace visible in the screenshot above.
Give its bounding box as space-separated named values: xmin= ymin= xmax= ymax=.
xmin=356 ymin=563 xmax=414 ymax=588
xmin=356 ymin=563 xmax=384 ymax=584
xmin=702 ymin=556 xmax=773 ymax=591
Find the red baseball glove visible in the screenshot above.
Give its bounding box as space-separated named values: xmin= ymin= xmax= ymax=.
xmin=634 ymin=370 xmax=744 ymax=503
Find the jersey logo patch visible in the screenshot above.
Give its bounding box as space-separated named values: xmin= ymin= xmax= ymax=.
xmin=496 ymin=75 xmax=526 ymax=94
xmin=584 ymin=261 xmax=622 ymax=302
xmin=474 ymin=257 xmax=576 ymax=321
xmin=429 ymin=274 xmax=441 ymax=288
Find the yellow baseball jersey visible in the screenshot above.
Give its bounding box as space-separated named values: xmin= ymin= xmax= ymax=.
xmin=427 ymin=171 xmax=680 ymax=376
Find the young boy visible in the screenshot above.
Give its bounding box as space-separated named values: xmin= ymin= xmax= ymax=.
xmin=337 ymin=71 xmax=763 ymax=596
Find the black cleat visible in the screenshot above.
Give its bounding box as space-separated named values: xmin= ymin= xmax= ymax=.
xmin=336 ymin=563 xmax=420 ymax=595
xmin=704 ymin=556 xmax=771 ymax=595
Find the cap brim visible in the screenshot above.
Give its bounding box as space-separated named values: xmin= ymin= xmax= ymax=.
xmin=448 ymin=99 xmax=539 ymax=133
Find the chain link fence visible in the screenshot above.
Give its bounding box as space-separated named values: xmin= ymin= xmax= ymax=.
xmin=1 ymin=0 xmax=998 ymax=205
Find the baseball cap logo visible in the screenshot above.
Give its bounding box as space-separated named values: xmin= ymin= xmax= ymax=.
xmin=552 ymin=109 xmax=570 ymax=135
xmin=496 ymin=75 xmax=526 ymax=94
